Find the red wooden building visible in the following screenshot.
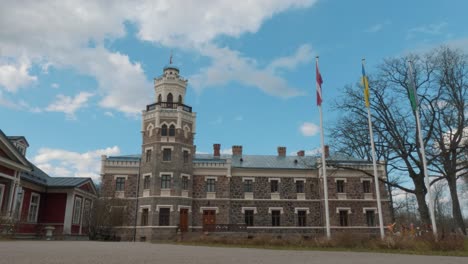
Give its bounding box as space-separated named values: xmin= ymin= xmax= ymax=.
xmin=0 ymin=130 xmax=97 ymax=238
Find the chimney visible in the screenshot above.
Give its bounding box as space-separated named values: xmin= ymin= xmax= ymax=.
xmin=213 ymin=144 xmax=221 ymax=158
xmin=297 ymin=150 xmax=305 ymax=157
xmin=324 ymin=145 xmax=330 ymax=158
xmin=277 ymin=146 xmax=286 ymax=157
xmin=232 ymin=145 xmax=243 ymax=156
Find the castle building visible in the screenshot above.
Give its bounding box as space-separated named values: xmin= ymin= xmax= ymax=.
xmin=100 ymin=65 xmax=391 ymax=241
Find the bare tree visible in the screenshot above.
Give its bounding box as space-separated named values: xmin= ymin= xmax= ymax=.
xmin=332 ymin=47 xmax=467 ymax=233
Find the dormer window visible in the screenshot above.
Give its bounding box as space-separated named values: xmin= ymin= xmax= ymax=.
xmin=169 ymin=125 xmax=175 ymax=136
xmin=161 ymin=124 xmax=168 ymax=136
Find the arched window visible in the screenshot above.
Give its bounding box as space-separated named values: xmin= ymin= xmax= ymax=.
xmin=169 ymin=124 xmax=176 ymax=136
xmin=158 ymin=94 xmax=162 ymax=103
xmin=161 ymin=124 xmax=168 ymax=136
xmin=178 ymin=95 xmax=183 ymax=103
xmin=167 ymin=93 xmax=173 ymax=103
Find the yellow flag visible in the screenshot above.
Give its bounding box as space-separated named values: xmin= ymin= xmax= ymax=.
xmin=362 ymin=63 xmax=370 ymax=108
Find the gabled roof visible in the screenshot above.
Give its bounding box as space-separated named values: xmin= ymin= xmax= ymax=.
xmin=0 ymin=129 xmax=31 ymax=172
xmin=7 ymin=136 xmax=29 ymax=147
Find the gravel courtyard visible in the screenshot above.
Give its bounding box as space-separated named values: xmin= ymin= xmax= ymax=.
xmin=0 ymin=241 xmax=465 ymax=264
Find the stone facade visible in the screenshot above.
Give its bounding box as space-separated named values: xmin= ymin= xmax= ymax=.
xmin=100 ymin=65 xmax=392 ymax=241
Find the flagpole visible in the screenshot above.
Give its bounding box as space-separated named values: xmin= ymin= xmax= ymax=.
xmin=317 ymin=56 xmax=331 ymax=239
xmin=408 ymin=60 xmax=438 ymax=238
xmin=362 ymin=60 xmax=385 ymax=239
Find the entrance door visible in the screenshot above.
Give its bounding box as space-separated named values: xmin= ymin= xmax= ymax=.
xmin=203 ymin=210 xmax=216 ymax=231
xmin=179 ymin=209 xmax=188 ymax=232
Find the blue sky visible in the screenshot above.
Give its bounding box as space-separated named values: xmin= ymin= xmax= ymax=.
xmin=1 ymin=0 xmax=467 ymax=181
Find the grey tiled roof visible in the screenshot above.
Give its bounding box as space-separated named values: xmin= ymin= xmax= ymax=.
xmin=193 ymin=154 xmax=317 ymax=169
xmin=21 ymin=164 xmax=92 ymax=188
xmin=107 ymin=154 xmax=141 ymax=161
xmin=107 ymin=152 xmax=371 ymax=170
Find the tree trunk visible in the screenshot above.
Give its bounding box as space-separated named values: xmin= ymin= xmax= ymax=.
xmin=413 ymin=179 xmax=431 ymax=226
xmin=447 ymin=177 xmax=467 ymax=235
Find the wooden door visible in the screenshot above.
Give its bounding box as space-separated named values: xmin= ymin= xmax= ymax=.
xmin=203 ymin=210 xmax=216 ymax=231
xmin=179 ymin=209 xmax=188 ymax=232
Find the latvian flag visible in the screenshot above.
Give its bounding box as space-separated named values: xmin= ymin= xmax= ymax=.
xmin=316 ymin=60 xmax=323 ymax=106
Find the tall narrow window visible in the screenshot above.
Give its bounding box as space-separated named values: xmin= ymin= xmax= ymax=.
xmin=161 ymin=124 xmax=168 ymax=136
xmin=169 ymin=125 xmax=175 ymax=136
xmin=145 ymin=149 xmax=152 ymax=162
xmin=182 ymin=176 xmax=189 ymax=190
xmin=339 ymin=210 xmax=348 ymax=226
xmin=366 ymin=211 xmax=375 ymax=226
xmin=296 ymin=181 xmax=305 ymax=193
xmin=178 ymin=95 xmax=182 ymax=103
xmin=297 ymin=210 xmax=307 ymax=226
xmin=167 ymin=93 xmax=173 ymax=103
xmin=27 ymin=193 xmax=40 ymax=223
xmin=270 ymin=180 xmax=279 ymax=193
xmin=271 ymin=210 xmax=281 ymax=226
xmin=158 ymin=94 xmax=162 ymax=102
xmin=183 ymin=150 xmax=189 ymax=163
xmin=244 ymin=210 xmax=254 ymax=226
xmin=143 ymin=175 xmax=151 ymax=190
xmin=115 ymin=177 xmax=125 ymax=191
xmin=206 ymin=179 xmax=216 ymax=192
xmin=163 ymin=148 xmax=172 ymax=161
xmin=159 ymin=208 xmax=170 ymax=226
xmin=336 ymin=180 xmax=345 ymax=193
xmin=161 ymin=175 xmax=171 ymax=189
xmin=72 ymin=196 xmax=82 ymax=225
xmin=244 ymin=179 xmax=253 ymax=193
xmin=362 ymin=180 xmax=371 ymax=193
xmin=141 ymin=208 xmax=149 ymax=226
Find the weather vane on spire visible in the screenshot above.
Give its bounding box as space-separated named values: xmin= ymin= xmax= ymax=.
xmin=169 ymin=50 xmax=173 ymax=65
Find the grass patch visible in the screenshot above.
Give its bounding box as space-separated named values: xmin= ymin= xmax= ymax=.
xmin=171 ymin=233 xmax=468 ymax=257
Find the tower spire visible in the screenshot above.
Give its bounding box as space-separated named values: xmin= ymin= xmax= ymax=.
xmin=169 ymin=50 xmax=173 ymax=65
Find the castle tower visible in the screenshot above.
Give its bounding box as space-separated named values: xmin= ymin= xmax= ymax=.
xmin=138 ymin=64 xmax=196 ymax=239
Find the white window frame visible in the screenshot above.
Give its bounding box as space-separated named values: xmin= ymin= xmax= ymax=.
xmin=27 ymin=192 xmax=40 ymax=223
xmin=336 ymin=207 xmax=352 ymax=214
xmin=362 ymin=207 xmax=378 ymax=214
xmin=143 ymin=173 xmax=152 ymax=190
xmin=72 ymin=196 xmax=83 ymax=225
xmin=268 ymin=207 xmax=284 ymax=214
xmin=156 ymin=205 xmax=174 ymax=212
xmin=294 ymin=207 xmax=310 ymax=214
xmin=241 ymin=207 xmax=257 ymax=214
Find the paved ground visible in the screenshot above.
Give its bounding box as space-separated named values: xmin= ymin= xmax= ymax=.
xmin=0 ymin=241 xmax=465 ymax=264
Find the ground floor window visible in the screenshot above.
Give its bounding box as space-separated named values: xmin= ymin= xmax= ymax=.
xmin=339 ymin=210 xmax=348 ymax=226
xmin=72 ymin=196 xmax=82 ymax=225
xmin=297 ymin=210 xmax=307 ymax=226
xmin=244 ymin=210 xmax=254 ymax=226
xmin=141 ymin=208 xmax=149 ymax=226
xmin=366 ymin=210 xmax=375 ymax=226
xmin=159 ymin=208 xmax=170 ymax=226
xmin=271 ymin=210 xmax=281 ymax=226
xmin=27 ymin=193 xmax=40 ymax=223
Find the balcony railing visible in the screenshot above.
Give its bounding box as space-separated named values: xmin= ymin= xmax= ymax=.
xmin=146 ymin=102 xmax=192 ymax=113
xmin=203 ymin=224 xmax=247 ymax=232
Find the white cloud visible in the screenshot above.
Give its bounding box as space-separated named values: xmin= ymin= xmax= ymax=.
xmin=408 ymin=22 xmax=448 ymax=38
xmin=46 ymin=91 xmax=94 ymax=119
xmin=0 ymin=90 xmax=41 ymax=112
xmin=51 ymin=83 xmax=59 ymax=89
xmin=0 ymin=0 xmax=317 ymax=114
xmin=220 ymin=148 xmax=233 ymax=155
xmin=234 ymin=115 xmax=244 ymax=121
xmin=299 ymin=122 xmax=319 ymax=136
xmin=104 ymin=111 xmax=114 ymax=117
xmin=32 ymin=146 xmax=121 ymax=182
xmin=190 ymin=44 xmax=312 ymax=97
xmin=0 ymin=59 xmax=37 ymax=92
xmin=366 ymin=24 xmax=383 ymax=33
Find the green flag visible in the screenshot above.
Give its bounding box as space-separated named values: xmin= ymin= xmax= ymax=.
xmin=407 ymin=61 xmax=418 ymax=111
